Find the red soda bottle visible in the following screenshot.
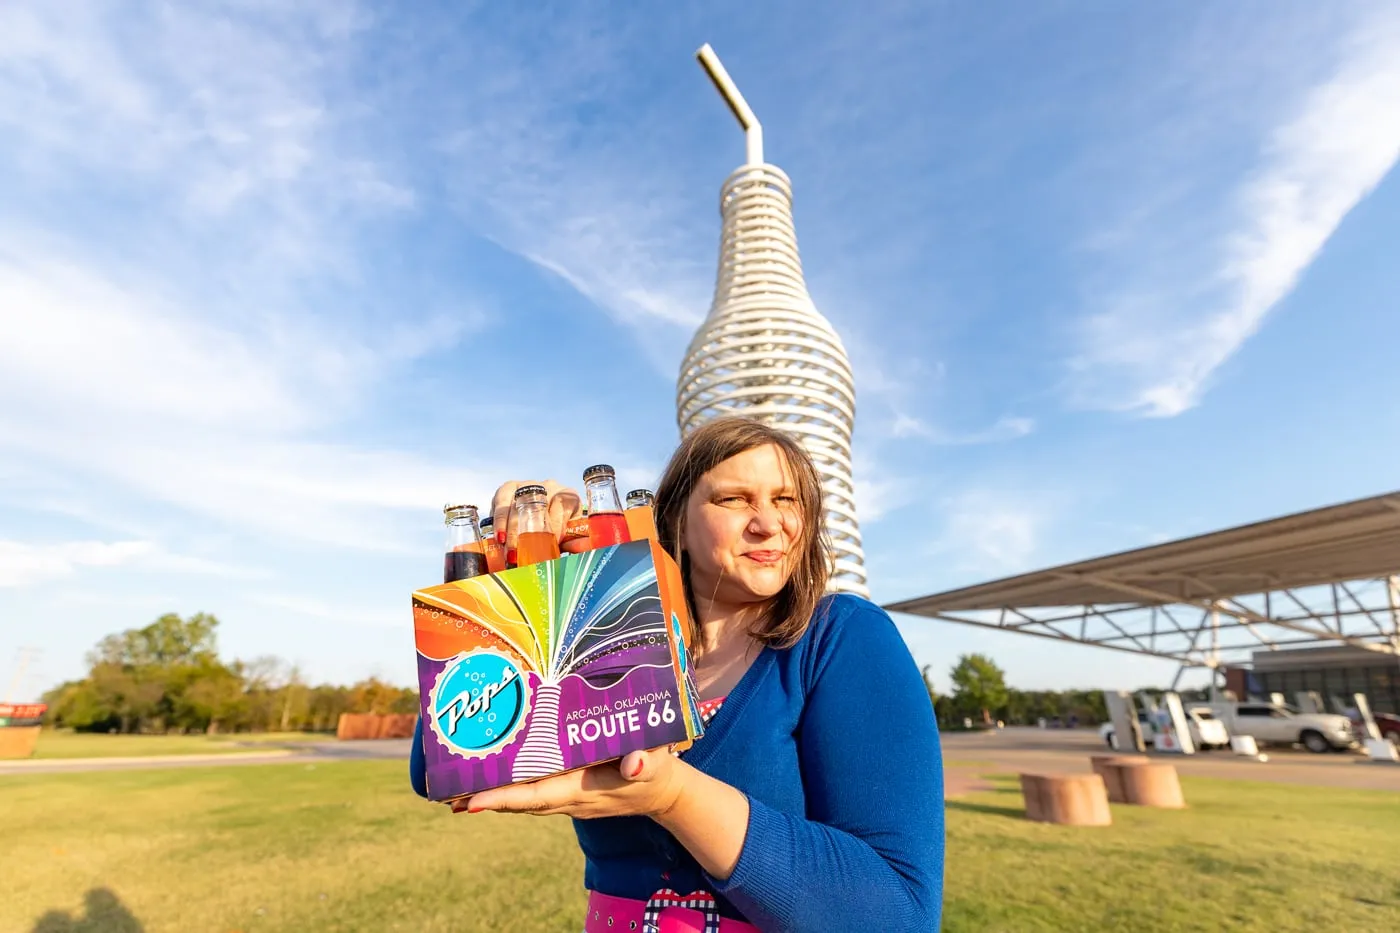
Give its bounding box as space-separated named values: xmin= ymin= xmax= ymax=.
xmin=443 ymin=504 xmax=489 ymax=582
xmin=583 ymin=465 xmax=631 ymax=549
xmin=512 ymin=484 xmax=561 ymax=567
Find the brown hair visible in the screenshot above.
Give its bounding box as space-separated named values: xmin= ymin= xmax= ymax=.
xmin=654 ymin=417 xmax=831 ymax=650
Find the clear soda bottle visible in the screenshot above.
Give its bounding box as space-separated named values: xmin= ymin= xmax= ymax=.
xmin=583 ymin=465 xmax=631 ymax=549
xmin=443 ymin=504 xmax=489 ymax=582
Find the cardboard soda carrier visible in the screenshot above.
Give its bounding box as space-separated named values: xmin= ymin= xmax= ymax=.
xmin=411 ymin=473 xmax=704 ymax=804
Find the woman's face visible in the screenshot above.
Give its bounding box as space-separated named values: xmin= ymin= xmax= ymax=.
xmin=682 ymin=444 xmax=805 ymax=608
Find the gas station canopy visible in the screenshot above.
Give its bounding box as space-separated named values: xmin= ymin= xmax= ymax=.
xmin=884 ymin=491 xmax=1400 ymax=671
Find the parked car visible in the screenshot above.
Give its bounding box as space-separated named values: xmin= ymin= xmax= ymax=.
xmin=1343 ymin=710 xmax=1400 ymax=747
xmin=1100 ymin=707 xmax=1229 ymax=751
xmin=1208 ymin=702 xmax=1357 ymax=753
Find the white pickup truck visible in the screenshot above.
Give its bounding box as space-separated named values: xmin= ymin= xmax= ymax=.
xmin=1100 ymin=707 xmax=1230 ymax=751
xmin=1205 ymin=702 xmax=1357 ymax=753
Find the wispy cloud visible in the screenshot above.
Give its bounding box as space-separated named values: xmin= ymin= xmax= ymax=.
xmin=932 ymin=490 xmax=1051 ymax=576
xmin=1070 ymin=9 xmax=1400 ymax=417
xmin=248 ymin=593 xmax=402 ymax=629
xmin=890 ymin=414 xmax=1034 ymax=445
xmin=416 ymin=15 xmax=716 ymax=368
xmin=0 ymin=235 xmax=496 ymax=550
xmin=0 ymin=4 xmax=508 ymax=554
xmin=0 ymin=539 xmax=260 ymax=588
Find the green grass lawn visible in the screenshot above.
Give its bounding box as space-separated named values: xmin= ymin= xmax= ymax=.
xmin=3 ymin=763 xmax=1397 ymax=932
xmin=29 ymin=730 xmax=327 ymax=759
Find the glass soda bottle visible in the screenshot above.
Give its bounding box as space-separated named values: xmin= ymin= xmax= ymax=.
xmin=624 ymin=488 xmax=657 ymax=541
xmin=477 ymin=515 xmax=507 ymax=574
xmin=443 ymin=504 xmax=489 ymax=583
xmin=561 ymin=508 xmax=593 ymax=554
xmin=512 ymin=484 xmax=561 ymax=567
xmin=583 ymin=465 xmax=631 ymax=549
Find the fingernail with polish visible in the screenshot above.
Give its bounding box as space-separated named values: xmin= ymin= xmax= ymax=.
xmin=630 ymin=758 xmax=645 ymax=778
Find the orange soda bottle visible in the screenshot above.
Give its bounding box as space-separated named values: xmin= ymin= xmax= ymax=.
xmin=583 ymin=465 xmax=631 ymax=549
xmin=624 ymin=489 xmax=657 ymax=541
xmin=512 ymin=484 xmax=561 ymax=567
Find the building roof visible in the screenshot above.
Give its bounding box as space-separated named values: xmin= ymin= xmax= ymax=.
xmin=883 ymin=491 xmax=1400 ymax=666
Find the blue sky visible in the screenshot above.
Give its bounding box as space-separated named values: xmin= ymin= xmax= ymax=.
xmin=3 ymin=1 xmax=1399 ymax=700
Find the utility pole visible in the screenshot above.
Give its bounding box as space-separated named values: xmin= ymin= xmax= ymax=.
xmin=5 ymin=647 xmax=40 ymax=703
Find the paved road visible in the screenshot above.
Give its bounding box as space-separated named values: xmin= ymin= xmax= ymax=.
xmin=942 ymin=727 xmax=1400 ymax=791
xmin=6 ymin=730 xmax=1397 ymax=791
xmin=0 ymin=739 xmax=413 ymax=776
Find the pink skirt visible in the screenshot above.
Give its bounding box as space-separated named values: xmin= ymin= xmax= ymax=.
xmin=584 ymin=889 xmax=759 ymax=933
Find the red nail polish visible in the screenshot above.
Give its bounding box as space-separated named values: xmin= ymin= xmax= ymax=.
xmin=630 ymin=758 xmax=645 ymax=778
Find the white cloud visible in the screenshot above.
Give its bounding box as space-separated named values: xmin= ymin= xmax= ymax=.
xmin=890 ymin=413 xmax=1035 ymax=445
xmin=419 ymin=15 xmax=718 ymax=365
xmin=0 ymin=235 xmax=500 ymax=551
xmin=935 ymin=491 xmax=1048 ymax=575
xmin=0 ymin=539 xmax=259 ymax=588
xmin=0 ymin=248 xmax=313 ymax=430
xmin=1071 ymin=10 xmax=1400 ymax=417
xmin=248 ymin=593 xmax=402 ymax=629
xmin=853 ymin=476 xmax=903 ymax=524
xmin=0 ymin=541 xmax=153 ymax=587
xmin=0 ymin=3 xmax=512 ymax=555
xmin=0 ymin=2 xmax=394 ymax=218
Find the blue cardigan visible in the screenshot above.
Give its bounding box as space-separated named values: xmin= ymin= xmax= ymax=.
xmin=411 ymin=594 xmax=945 ymax=931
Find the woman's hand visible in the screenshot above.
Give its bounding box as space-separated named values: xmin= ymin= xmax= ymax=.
xmin=490 ymin=480 xmax=582 ymax=549
xmin=457 ymin=748 xmax=689 ymax=820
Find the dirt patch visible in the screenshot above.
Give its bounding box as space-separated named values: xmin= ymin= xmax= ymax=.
xmin=944 ymin=765 xmax=996 ymax=797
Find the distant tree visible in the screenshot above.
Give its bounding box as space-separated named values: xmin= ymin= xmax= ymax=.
xmin=348 ymin=677 xmax=416 ymax=715
xmin=921 ymin=664 xmax=951 ymax=727
xmin=94 ymin=612 xmax=220 ymax=668
xmin=178 ymin=665 xmax=247 ymax=733
xmin=46 ymin=612 xmax=421 ymax=735
xmin=278 ymin=666 xmax=309 ymax=732
xmin=949 ymin=654 xmax=1008 ymax=726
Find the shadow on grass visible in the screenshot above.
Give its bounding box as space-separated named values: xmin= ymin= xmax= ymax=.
xmin=31 ymin=889 xmax=143 ymax=933
xmin=945 ymin=799 xmax=1027 ymax=820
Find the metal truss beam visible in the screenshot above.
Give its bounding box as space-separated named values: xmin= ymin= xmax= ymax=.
xmin=894 ymin=576 xmax=1400 ymax=667
xmin=1053 ymin=572 xmax=1397 ymax=656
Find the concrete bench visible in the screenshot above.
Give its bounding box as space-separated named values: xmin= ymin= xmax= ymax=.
xmin=1090 ymin=753 xmax=1149 ymax=803
xmin=1097 ymin=760 xmax=1186 ymax=808
xmin=1019 ymin=772 xmax=1112 ymax=826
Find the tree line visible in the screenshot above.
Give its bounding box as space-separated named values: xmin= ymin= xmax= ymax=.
xmin=925 ymin=653 xmax=1209 ymax=729
xmin=42 ymin=612 xmax=417 ymax=734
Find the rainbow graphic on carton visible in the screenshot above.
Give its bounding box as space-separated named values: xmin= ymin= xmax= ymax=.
xmin=412 ymin=539 xmax=703 ymax=801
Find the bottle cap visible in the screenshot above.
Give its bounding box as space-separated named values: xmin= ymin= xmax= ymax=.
xmin=479 ymin=516 xmax=494 ymax=529
xmin=582 ymin=464 xmax=616 ymax=481
xmin=625 ymin=489 xmax=653 ymax=502
xmin=514 ymin=484 xmax=548 ymax=500
xmin=443 ymin=503 xmax=478 ymax=514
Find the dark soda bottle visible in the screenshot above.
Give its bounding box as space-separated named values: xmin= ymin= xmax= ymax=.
xmin=513 ymin=484 xmax=561 ymax=566
xmin=624 ymin=489 xmax=657 ymax=541
xmin=443 ymin=504 xmax=489 ymax=583
xmin=583 ymin=464 xmax=631 ymax=549
xmin=478 ymin=515 xmax=507 ymax=573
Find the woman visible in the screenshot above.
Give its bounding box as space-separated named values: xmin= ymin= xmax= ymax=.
xmin=411 ymin=418 xmax=944 ymax=931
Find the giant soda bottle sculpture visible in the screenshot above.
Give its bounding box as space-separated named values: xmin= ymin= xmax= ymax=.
xmin=677 ymin=45 xmax=869 ymax=597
